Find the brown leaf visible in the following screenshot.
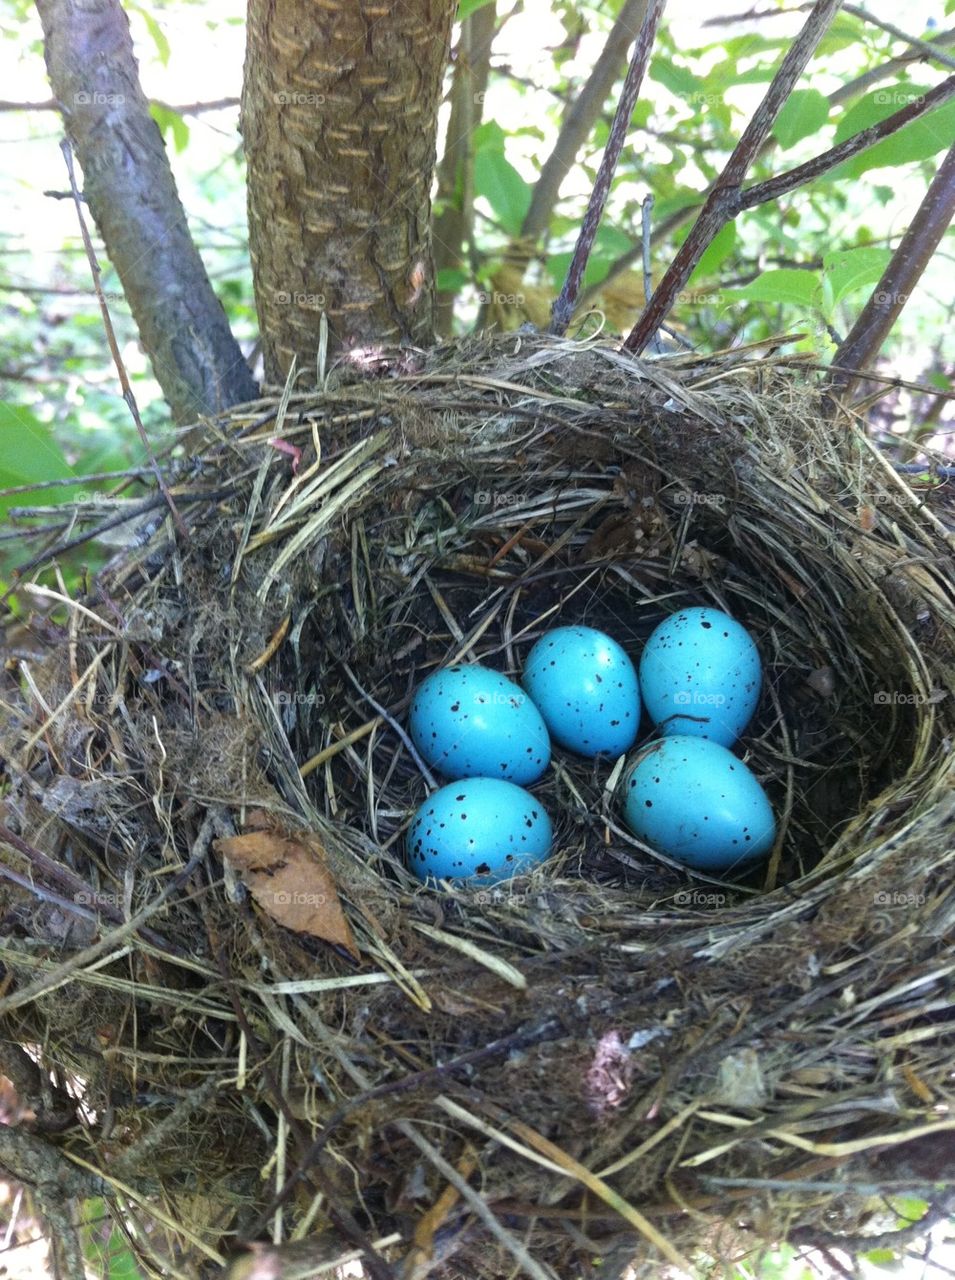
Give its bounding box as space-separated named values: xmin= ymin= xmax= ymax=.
xmin=215 ymin=811 xmax=359 ymax=959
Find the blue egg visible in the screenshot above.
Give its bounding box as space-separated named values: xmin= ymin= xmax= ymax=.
xmin=409 ymin=664 xmax=550 ymax=783
xmin=639 ymin=607 xmax=761 ymax=747
xmin=522 ymin=626 xmax=640 ymax=758
xmin=623 ymin=736 xmax=775 ymax=872
xmin=407 ymin=779 xmax=553 ymax=884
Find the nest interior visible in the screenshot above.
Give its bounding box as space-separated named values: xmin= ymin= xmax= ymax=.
xmin=2 ymin=333 xmax=954 ymax=1279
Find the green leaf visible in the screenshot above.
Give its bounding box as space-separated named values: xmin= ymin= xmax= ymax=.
xmin=436 ymin=267 xmax=469 ymax=292
xmin=891 ymin=1195 xmax=929 ymax=1224
xmin=862 ymin=1248 xmax=901 ymax=1270
xmin=128 ymin=4 xmax=170 ymax=65
xmin=457 ymin=0 xmax=495 ymax=17
xmin=831 ymin=87 xmax=955 ymax=179
xmin=773 ymin=89 xmax=830 ymax=149
xmin=473 ymin=149 xmax=531 ymax=236
xmin=650 ymin=59 xmax=705 ymax=104
xmin=472 ymin=120 xmax=507 ymax=152
xmin=722 ymin=268 xmax=821 ymax=309
xmin=0 ymin=403 xmax=72 ymax=492
xmin=823 ymin=247 xmax=893 ymax=309
xmin=689 ymin=222 xmax=737 ymax=281
xmin=150 ymin=104 xmax=189 ymax=153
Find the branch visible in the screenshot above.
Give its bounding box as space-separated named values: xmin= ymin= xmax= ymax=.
xmin=59 ymin=141 xmax=187 ymax=538
xmin=35 ymin=0 xmax=258 ymax=421
xmin=738 ymin=76 xmax=955 ymax=209
xmin=433 ymin=2 xmax=497 ymax=335
xmin=840 ymin=4 xmax=955 ymax=73
xmin=520 ymin=0 xmax=652 ymax=245
xmin=829 ymin=28 xmax=955 ymax=106
xmin=550 ymin=0 xmax=665 ymax=334
xmin=622 ymin=0 xmax=841 ymax=352
xmin=831 ymin=142 xmax=955 ymax=397
xmin=0 ymin=96 xmax=240 ymax=114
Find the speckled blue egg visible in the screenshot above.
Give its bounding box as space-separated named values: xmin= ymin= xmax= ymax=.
xmin=623 ymin=736 xmax=775 ymax=872
xmin=409 ymin=665 xmax=550 ymax=783
xmin=407 ymin=779 xmax=553 ymax=884
xmin=521 ymin=626 xmax=640 ymax=758
xmin=639 ymin=607 xmax=761 ymax=747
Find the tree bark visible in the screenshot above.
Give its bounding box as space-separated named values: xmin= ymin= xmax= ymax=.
xmin=242 ymin=0 xmax=456 ymax=383
xmin=36 ymin=0 xmax=260 ymax=422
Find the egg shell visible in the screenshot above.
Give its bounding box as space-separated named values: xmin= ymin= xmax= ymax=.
xmin=409 ymin=665 xmax=551 ymax=783
xmin=623 ymin=736 xmax=775 ymax=872
xmin=639 ymin=607 xmax=761 ymax=747
xmin=407 ymin=778 xmax=553 ymax=884
xmin=521 ymin=626 xmax=640 ymax=758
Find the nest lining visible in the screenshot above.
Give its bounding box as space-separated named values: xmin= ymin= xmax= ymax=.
xmin=1 ymin=333 xmax=954 ymax=1279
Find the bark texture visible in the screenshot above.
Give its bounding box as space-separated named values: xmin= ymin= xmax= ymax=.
xmin=242 ymin=0 xmax=455 ymax=381
xmin=36 ymin=0 xmax=259 ymax=422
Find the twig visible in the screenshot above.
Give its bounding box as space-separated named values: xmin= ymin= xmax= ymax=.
xmin=831 ymin=142 xmax=955 ymax=399
xmin=624 ymin=0 xmax=845 ymax=353
xmin=59 ymin=140 xmax=187 ymax=539
xmin=521 ymin=0 xmax=653 ymax=246
xmin=737 ymin=78 xmax=955 ymax=210
xmin=625 ymin=64 xmax=954 ymax=351
xmin=550 ymin=0 xmax=665 ymax=335
xmin=840 ymin=4 xmax=955 ymax=73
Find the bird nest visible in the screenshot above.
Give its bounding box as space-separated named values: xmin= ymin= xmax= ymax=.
xmin=2 ymin=333 xmax=954 ymax=1280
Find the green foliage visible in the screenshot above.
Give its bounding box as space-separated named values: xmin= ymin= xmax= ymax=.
xmin=831 ymin=87 xmax=955 ymax=179
xmin=80 ymin=1200 xmax=144 ymax=1280
xmin=1 ymin=0 xmax=950 ymax=519
xmin=150 ymin=102 xmax=190 ymax=152
xmin=773 ymin=89 xmax=830 ymax=149
xmin=0 ymin=402 xmax=73 ymax=520
xmin=474 ymin=146 xmax=532 ymax=236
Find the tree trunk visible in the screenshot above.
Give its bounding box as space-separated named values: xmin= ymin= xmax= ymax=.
xmin=241 ymin=0 xmax=456 ymax=383
xmin=36 ymin=0 xmax=260 ymax=423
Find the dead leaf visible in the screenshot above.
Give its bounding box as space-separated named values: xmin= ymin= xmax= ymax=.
xmin=215 ymin=811 xmax=359 ymax=959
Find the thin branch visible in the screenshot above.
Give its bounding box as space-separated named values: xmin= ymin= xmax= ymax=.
xmin=829 ymin=28 xmax=955 ymax=106
xmin=59 ymin=140 xmax=187 ymax=539
xmin=840 ymin=4 xmax=955 ymax=73
xmin=831 ymin=142 xmax=955 ymax=398
xmin=0 ymin=96 xmax=239 ymax=113
xmin=521 ymin=0 xmax=652 ymax=245
xmin=738 ymin=76 xmax=955 ymax=209
xmin=550 ymin=0 xmax=665 ymax=334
